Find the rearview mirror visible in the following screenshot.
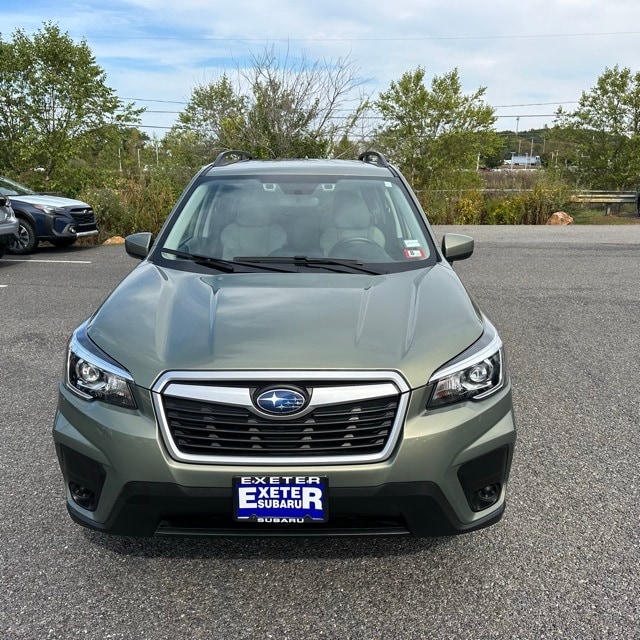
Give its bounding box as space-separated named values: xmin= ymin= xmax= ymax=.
xmin=125 ymin=232 xmax=154 ymax=259
xmin=441 ymin=233 xmax=474 ymax=263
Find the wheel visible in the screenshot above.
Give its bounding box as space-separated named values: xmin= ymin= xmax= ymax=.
xmin=9 ymin=219 xmax=38 ymax=255
xmin=50 ymin=237 xmax=77 ymax=248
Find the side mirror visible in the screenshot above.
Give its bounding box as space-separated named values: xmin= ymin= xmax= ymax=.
xmin=125 ymin=232 xmax=154 ymax=259
xmin=441 ymin=233 xmax=474 ymax=263
xmin=0 ymin=196 xmax=8 ymax=207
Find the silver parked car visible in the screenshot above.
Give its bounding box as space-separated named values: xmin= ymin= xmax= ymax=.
xmin=0 ymin=194 xmax=19 ymax=259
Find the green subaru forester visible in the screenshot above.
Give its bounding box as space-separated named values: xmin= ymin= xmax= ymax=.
xmin=53 ymin=151 xmax=516 ymax=537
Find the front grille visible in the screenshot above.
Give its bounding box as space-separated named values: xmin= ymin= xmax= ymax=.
xmin=70 ymin=209 xmax=96 ymax=224
xmin=163 ymin=394 xmax=399 ymax=458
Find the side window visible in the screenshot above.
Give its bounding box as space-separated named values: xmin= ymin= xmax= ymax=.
xmin=163 ymin=183 xmax=212 ymax=250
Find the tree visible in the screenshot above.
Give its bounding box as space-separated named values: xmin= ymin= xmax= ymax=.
xmin=170 ymin=47 xmax=369 ymax=162
xmin=373 ymin=67 xmax=500 ymax=193
xmin=555 ymin=65 xmax=640 ymax=189
xmin=172 ymin=74 xmax=247 ymax=164
xmin=0 ymin=22 xmax=141 ymax=191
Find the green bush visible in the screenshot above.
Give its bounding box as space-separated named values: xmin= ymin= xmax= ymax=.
xmin=484 ymin=177 xmax=570 ymax=224
xmin=453 ymin=192 xmax=485 ymax=224
xmin=417 ymin=190 xmax=485 ymax=224
xmin=79 ymin=169 xmax=190 ymax=241
xmin=418 ymin=174 xmax=571 ymax=225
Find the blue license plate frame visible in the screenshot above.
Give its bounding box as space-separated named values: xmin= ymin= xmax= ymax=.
xmin=233 ymin=476 xmax=329 ymax=524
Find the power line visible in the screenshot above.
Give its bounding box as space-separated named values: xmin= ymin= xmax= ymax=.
xmin=137 ymin=111 xmax=561 ymax=119
xmin=139 ymin=110 xmax=182 ymax=114
xmin=123 ymin=97 xmax=576 ymax=110
xmin=493 ymin=101 xmax=578 ymax=108
xmin=76 ymin=31 xmax=640 ymax=43
xmin=126 ymin=99 xmax=569 ymax=130
xmin=121 ymin=97 xmax=188 ymax=105
xmin=495 ymin=114 xmax=557 ymax=118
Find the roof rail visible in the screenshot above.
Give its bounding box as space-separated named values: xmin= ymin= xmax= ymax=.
xmin=212 ymin=150 xmax=254 ymax=167
xmin=358 ymin=150 xmax=390 ymax=168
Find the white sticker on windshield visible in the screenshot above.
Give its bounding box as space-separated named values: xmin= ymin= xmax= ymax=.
xmin=404 ymin=239 xmax=421 ymax=248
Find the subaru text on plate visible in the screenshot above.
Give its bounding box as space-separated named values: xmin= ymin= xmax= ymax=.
xmin=53 ymin=151 xmax=516 ymax=537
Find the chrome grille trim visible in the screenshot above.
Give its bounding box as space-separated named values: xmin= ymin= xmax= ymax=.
xmin=152 ymin=370 xmax=410 ymax=466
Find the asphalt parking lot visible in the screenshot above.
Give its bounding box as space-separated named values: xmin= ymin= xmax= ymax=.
xmin=1 ymin=226 xmax=639 ymax=639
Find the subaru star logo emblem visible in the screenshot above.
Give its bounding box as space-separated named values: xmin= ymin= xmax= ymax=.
xmin=255 ymin=388 xmax=307 ymax=415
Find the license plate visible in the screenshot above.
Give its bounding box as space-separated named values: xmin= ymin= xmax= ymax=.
xmin=233 ymin=476 xmax=328 ymax=524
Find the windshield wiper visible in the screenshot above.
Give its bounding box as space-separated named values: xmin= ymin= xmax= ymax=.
xmin=236 ymin=255 xmax=385 ymax=275
xmin=160 ymin=248 xmax=294 ymax=273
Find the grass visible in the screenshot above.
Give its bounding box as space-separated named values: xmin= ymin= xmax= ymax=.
xmin=569 ymin=205 xmax=640 ymax=225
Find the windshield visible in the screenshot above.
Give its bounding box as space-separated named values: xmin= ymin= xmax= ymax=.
xmin=160 ymin=175 xmax=434 ymax=271
xmin=0 ymin=176 xmax=35 ymax=197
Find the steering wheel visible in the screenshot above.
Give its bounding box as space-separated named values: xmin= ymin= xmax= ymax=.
xmin=328 ymin=237 xmax=391 ymax=261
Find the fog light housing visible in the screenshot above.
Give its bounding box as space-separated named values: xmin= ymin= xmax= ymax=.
xmin=58 ymin=445 xmax=106 ymax=512
xmin=458 ymin=446 xmax=510 ymax=512
xmin=69 ymin=482 xmax=97 ymax=510
xmin=473 ymin=483 xmax=501 ymax=510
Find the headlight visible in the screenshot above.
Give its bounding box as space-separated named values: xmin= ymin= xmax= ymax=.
xmin=34 ymin=204 xmax=65 ymax=215
xmin=65 ymin=327 xmax=137 ymax=409
xmin=427 ymin=323 xmax=506 ymax=409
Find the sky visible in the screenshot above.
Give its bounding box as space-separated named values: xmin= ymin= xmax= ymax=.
xmin=4 ymin=0 xmax=640 ymax=138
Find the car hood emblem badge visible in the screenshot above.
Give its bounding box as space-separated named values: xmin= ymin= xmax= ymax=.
xmin=255 ymin=388 xmax=307 ymax=415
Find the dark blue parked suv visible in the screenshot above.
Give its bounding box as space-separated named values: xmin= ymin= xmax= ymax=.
xmin=0 ymin=176 xmax=98 ymax=254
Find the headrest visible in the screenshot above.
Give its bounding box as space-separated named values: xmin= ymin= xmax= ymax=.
xmin=333 ymin=191 xmax=371 ymax=228
xmin=234 ymin=188 xmax=271 ymax=227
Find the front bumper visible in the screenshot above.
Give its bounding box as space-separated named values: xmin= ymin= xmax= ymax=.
xmin=46 ymin=218 xmax=99 ymax=241
xmin=35 ymin=210 xmax=98 ymax=241
xmin=53 ymin=380 xmax=516 ymax=538
xmin=65 ymin=478 xmax=506 ymax=537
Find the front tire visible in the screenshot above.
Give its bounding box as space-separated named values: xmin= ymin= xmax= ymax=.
xmin=9 ymin=219 xmax=37 ymax=255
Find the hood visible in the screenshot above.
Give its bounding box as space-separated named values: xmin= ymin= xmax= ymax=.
xmin=10 ymin=194 xmax=91 ymax=208
xmin=87 ymin=263 xmax=484 ymax=390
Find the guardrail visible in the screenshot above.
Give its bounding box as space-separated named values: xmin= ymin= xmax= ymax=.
xmin=417 ymin=188 xmax=639 ymax=211
xmin=569 ymin=190 xmax=637 ymax=214
xmin=570 ymin=190 xmax=636 ymax=204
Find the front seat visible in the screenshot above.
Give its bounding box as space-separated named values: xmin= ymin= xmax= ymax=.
xmin=220 ymin=206 xmax=287 ymax=259
xmin=319 ymin=191 xmax=385 ymax=255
